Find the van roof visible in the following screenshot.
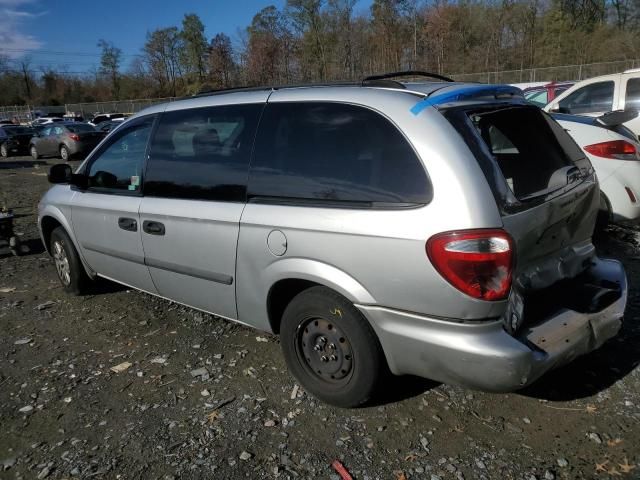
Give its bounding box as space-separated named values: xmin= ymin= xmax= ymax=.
xmin=138 ymin=72 xmax=525 ymax=117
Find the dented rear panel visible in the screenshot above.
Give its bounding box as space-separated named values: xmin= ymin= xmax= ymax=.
xmin=443 ymin=103 xmax=604 ymax=328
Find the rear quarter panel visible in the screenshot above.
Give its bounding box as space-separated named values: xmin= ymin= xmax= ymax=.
xmin=236 ymin=88 xmax=507 ymax=332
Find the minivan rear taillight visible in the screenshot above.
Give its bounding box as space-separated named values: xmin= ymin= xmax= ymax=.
xmin=584 ymin=140 xmax=639 ymax=160
xmin=426 ymin=229 xmax=514 ymax=301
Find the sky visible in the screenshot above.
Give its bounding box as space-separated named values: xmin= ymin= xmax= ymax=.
xmin=0 ymin=0 xmax=371 ymax=75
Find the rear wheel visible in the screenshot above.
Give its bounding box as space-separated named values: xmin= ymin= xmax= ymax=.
xmin=280 ymin=286 xmax=387 ymax=407
xmin=30 ymin=145 xmax=39 ymax=160
xmin=60 ymin=145 xmax=70 ymax=161
xmin=50 ymin=227 xmax=91 ymax=295
xmin=0 ymin=143 xmax=8 ymax=158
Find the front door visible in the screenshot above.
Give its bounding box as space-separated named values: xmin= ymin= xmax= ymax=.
xmin=139 ymin=98 xmax=265 ymax=319
xmin=72 ymin=115 xmax=157 ymax=293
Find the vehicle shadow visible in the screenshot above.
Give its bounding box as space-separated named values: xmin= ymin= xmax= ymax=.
xmin=0 ymin=160 xmax=48 ymax=169
xmin=365 ymin=375 xmax=439 ymax=407
xmin=520 ymin=223 xmax=640 ymax=401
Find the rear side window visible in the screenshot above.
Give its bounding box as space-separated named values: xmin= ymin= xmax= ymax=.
xmin=145 ymin=104 xmax=262 ymax=202
xmin=469 ymin=106 xmax=588 ymax=200
xmin=558 ymin=81 xmax=614 ymax=114
xmin=625 ymin=78 xmax=640 ymax=109
xmin=248 ymin=102 xmax=431 ymax=205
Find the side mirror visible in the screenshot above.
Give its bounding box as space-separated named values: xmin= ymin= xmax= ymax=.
xmin=48 ymin=164 xmax=72 ymax=184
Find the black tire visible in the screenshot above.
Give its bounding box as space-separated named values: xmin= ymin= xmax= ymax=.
xmin=30 ymin=145 xmax=39 ymax=160
xmin=0 ymin=143 xmax=8 ymax=158
xmin=60 ymin=145 xmax=70 ymax=161
xmin=280 ymin=286 xmax=387 ymax=407
xmin=50 ymin=226 xmax=91 ymax=295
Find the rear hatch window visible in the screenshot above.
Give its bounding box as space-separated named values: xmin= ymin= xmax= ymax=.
xmin=466 ymin=106 xmax=590 ymax=202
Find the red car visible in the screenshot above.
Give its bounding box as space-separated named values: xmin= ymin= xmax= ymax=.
xmin=523 ymin=81 xmax=574 ymax=107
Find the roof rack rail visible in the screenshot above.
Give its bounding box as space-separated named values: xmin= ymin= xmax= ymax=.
xmin=363 ymin=71 xmax=455 ymax=84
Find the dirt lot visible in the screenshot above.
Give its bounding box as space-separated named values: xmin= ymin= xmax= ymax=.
xmin=1 ymin=157 xmax=639 ymax=480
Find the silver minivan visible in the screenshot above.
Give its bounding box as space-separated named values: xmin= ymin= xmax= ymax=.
xmin=39 ymin=74 xmax=627 ymax=407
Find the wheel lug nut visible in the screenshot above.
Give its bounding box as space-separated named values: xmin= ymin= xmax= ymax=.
xmin=321 ymin=355 xmax=328 ymax=362
xmin=328 ymin=343 xmax=336 ymax=350
xmin=330 ymin=355 xmax=337 ymax=361
xmin=319 ymin=337 xmax=327 ymax=344
xmin=313 ymin=344 xmax=322 ymax=351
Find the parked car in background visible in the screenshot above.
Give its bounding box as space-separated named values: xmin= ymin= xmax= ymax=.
xmin=554 ymin=110 xmax=640 ymax=225
xmin=88 ymin=113 xmax=126 ymax=126
xmin=545 ymin=69 xmax=640 ymax=136
xmin=94 ymin=118 xmax=125 ymax=133
xmin=39 ymin=75 xmax=627 ymax=407
xmin=523 ymin=81 xmax=574 ymax=107
xmin=30 ymin=123 xmax=105 ymax=161
xmin=63 ymin=114 xmax=84 ymax=122
xmin=32 ymin=117 xmax=64 ymax=126
xmin=0 ymin=125 xmax=35 ymax=157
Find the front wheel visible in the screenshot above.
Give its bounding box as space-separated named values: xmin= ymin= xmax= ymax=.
xmin=50 ymin=227 xmax=92 ymax=295
xmin=0 ymin=143 xmax=8 ymax=158
xmin=60 ymin=145 xmax=70 ymax=161
xmin=280 ymin=286 xmax=387 ymax=407
xmin=30 ymin=145 xmax=39 ymax=160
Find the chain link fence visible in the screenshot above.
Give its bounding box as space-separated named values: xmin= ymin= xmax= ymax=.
xmin=0 ymin=105 xmax=33 ymax=123
xmin=64 ymin=97 xmax=177 ymax=119
xmin=451 ymin=59 xmax=640 ymax=84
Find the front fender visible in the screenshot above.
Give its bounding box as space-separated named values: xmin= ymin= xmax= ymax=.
xmin=38 ymin=191 xmax=95 ymax=278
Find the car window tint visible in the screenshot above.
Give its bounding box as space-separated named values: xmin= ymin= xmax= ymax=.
xmin=558 ymin=81 xmax=614 ymax=114
xmin=625 ymin=78 xmax=640 ymax=109
xmin=42 ymin=127 xmax=52 ymax=136
xmin=144 ymin=104 xmax=262 ymax=202
xmin=53 ymin=126 xmax=64 ymax=135
xmin=249 ymin=102 xmax=431 ymax=205
xmin=87 ymin=117 xmax=153 ymax=192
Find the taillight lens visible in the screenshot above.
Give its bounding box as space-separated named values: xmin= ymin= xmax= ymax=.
xmin=584 ymin=140 xmax=639 ymax=160
xmin=426 ymin=229 xmax=514 ymax=301
xmin=68 ymin=133 xmax=80 ymax=141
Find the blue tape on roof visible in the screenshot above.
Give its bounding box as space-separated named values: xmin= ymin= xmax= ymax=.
xmin=410 ymin=85 xmax=521 ymax=115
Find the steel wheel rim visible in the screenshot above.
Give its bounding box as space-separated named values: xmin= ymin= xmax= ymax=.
xmin=60 ymin=147 xmax=68 ymax=160
xmin=1 ymin=144 xmax=6 ymax=156
xmin=296 ymin=317 xmax=354 ymax=384
xmin=52 ymin=240 xmax=71 ymax=286
xmin=31 ymin=147 xmax=37 ymax=158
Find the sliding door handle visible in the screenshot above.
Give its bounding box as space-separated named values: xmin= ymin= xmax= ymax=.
xmin=118 ymin=217 xmax=137 ymax=232
xmin=143 ymin=220 xmax=165 ymax=236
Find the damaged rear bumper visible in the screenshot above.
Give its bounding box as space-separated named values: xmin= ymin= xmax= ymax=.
xmin=357 ymin=257 xmax=626 ymax=392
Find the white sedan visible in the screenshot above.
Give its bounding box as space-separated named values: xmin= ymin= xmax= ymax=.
xmin=554 ymin=111 xmax=640 ymax=224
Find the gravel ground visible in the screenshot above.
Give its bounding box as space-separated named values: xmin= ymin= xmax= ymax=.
xmin=1 ymin=157 xmax=639 ymax=480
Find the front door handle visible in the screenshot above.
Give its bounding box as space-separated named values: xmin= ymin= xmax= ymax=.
xmin=143 ymin=220 xmax=165 ymax=236
xmin=118 ymin=217 xmax=137 ymax=232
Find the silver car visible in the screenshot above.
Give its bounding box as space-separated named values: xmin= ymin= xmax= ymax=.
xmin=38 ymin=74 xmax=627 ymax=407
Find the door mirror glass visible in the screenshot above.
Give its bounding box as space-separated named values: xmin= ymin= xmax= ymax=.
xmin=48 ymin=164 xmax=72 ymax=184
